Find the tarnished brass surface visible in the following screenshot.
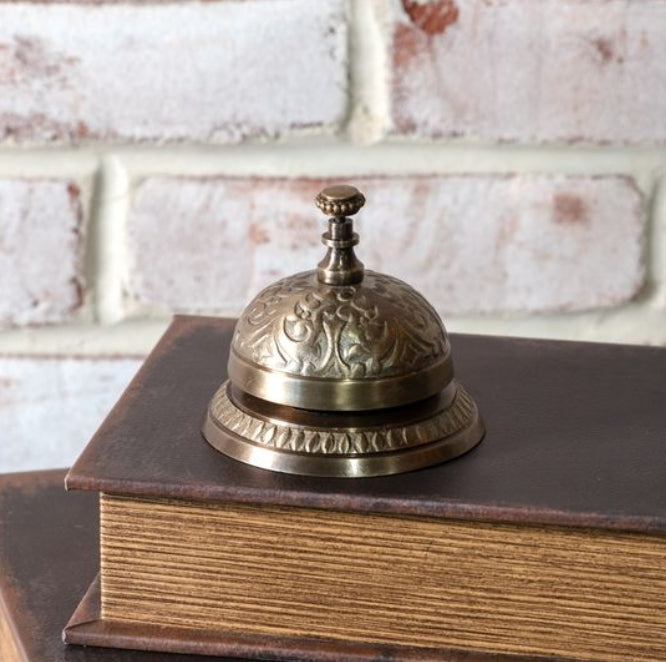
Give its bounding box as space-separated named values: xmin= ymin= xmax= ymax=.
xmin=315 ymin=184 xmax=365 ymax=217
xmin=317 ymin=217 xmax=364 ymax=285
xmin=203 ymin=184 xmax=485 ymax=476
xmin=229 ymin=270 xmax=453 ymax=411
xmin=316 ymin=185 xmax=365 ymax=285
xmin=203 ymin=382 xmax=483 ymax=478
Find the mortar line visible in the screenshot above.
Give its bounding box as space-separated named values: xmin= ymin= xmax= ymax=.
xmin=343 ymin=0 xmax=390 ymax=143
xmin=648 ymin=171 xmax=666 ymax=306
xmin=3 ymin=142 xmax=666 ymax=176
xmin=112 ymin=148 xmax=666 ymax=197
xmin=88 ymin=156 xmax=129 ymax=325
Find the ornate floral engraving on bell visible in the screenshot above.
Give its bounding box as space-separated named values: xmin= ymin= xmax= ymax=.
xmin=202 ymin=185 xmax=485 ymax=477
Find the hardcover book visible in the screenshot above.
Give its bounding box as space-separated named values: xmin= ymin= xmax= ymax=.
xmin=0 ymin=469 xmax=239 ymax=662
xmin=60 ymin=315 xmax=666 ymax=662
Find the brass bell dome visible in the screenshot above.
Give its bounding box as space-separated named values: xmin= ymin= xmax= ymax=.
xmin=202 ymin=185 xmax=484 ymax=477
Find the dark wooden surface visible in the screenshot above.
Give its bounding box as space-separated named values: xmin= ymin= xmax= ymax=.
xmin=66 ymin=315 xmax=666 ymax=533
xmin=0 ymin=470 xmax=552 ymax=662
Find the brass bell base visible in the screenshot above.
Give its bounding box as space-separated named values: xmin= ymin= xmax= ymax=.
xmin=202 ymin=382 xmax=484 ymax=478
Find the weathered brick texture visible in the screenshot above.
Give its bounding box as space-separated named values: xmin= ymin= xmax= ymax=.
xmin=0 ymin=179 xmax=83 ymax=326
xmin=391 ymin=0 xmax=666 ymax=144
xmin=0 ymin=0 xmax=347 ymax=144
xmin=0 ymin=356 xmax=142 ymax=473
xmin=127 ymin=175 xmax=644 ymax=315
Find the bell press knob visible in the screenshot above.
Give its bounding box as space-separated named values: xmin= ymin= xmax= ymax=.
xmin=315 ymin=185 xmax=365 ymax=285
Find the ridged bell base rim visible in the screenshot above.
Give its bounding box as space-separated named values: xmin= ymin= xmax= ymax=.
xmin=202 ymin=381 xmax=484 ymax=478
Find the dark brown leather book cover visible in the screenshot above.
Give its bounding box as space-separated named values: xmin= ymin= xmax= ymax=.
xmin=66 ymin=315 xmax=666 ymax=533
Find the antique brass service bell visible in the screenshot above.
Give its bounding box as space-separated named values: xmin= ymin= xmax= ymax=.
xmin=202 ymin=185 xmax=484 ymax=477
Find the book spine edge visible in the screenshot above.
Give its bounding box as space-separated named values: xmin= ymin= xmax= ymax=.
xmin=0 ymin=589 xmax=29 ymax=662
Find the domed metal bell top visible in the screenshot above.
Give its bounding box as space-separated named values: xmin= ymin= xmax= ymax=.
xmin=227 ymin=185 xmax=453 ymax=412
xmin=202 ymin=185 xmax=484 ymax=477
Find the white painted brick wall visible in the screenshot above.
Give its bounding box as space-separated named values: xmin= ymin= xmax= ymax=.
xmin=0 ymin=0 xmax=348 ymax=143
xmin=0 ymin=356 xmax=142 ymax=473
xmin=0 ymin=0 xmax=665 ymax=472
xmin=0 ymin=179 xmax=83 ymax=326
xmin=126 ymin=175 xmax=644 ymax=315
xmin=391 ymin=0 xmax=666 ymax=143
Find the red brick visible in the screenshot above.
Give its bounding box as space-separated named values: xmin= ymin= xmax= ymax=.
xmin=391 ymin=0 xmax=666 ymax=144
xmin=126 ymin=175 xmax=644 ymax=315
xmin=0 ymin=179 xmax=84 ymax=326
